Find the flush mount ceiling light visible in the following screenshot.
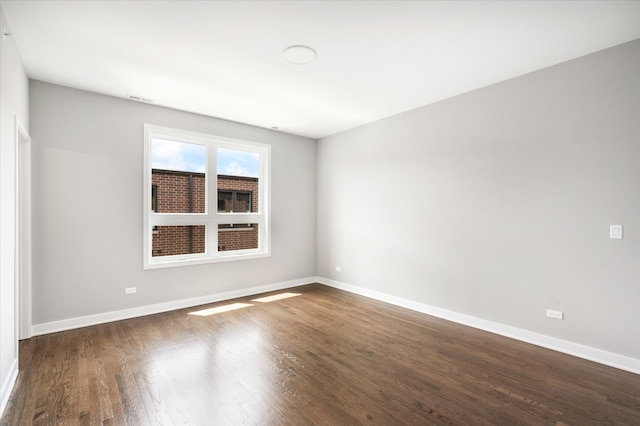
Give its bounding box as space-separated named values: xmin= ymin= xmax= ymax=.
xmin=283 ymin=45 xmax=317 ymax=65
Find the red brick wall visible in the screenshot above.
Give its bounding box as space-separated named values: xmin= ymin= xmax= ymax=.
xmin=152 ymin=225 xmax=206 ymax=257
xmin=218 ymin=224 xmax=259 ymax=252
xmin=151 ymin=169 xmax=259 ymax=256
xmin=152 ymin=171 xmax=205 ymax=213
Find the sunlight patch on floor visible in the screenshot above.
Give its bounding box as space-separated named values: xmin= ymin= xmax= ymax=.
xmin=188 ymin=303 xmax=253 ymax=316
xmin=251 ymin=292 xmax=301 ymax=303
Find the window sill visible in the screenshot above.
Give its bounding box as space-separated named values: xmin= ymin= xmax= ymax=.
xmin=144 ymin=251 xmax=270 ymax=269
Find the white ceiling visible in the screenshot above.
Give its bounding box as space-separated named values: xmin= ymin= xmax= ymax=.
xmin=2 ymin=1 xmax=640 ymax=139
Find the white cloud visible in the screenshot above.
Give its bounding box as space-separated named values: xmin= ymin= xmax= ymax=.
xmin=221 ymin=161 xmax=251 ymax=177
xmin=151 ymin=138 xmax=206 ymax=173
xmin=217 ymin=148 xmax=259 ymax=177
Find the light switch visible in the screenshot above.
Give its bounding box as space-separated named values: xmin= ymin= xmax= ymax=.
xmin=610 ymin=225 xmax=623 ymax=239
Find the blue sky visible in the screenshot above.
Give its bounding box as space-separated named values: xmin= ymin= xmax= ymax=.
xmin=217 ymin=148 xmax=259 ymax=177
xmin=151 ymin=138 xmax=258 ymax=177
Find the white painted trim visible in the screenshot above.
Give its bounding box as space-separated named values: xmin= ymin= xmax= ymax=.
xmin=0 ymin=358 xmax=18 ymax=419
xmin=317 ymin=277 xmax=640 ymax=375
xmin=32 ymin=277 xmax=316 ymax=336
xmin=143 ymin=124 xmax=271 ymax=269
xmin=15 ymin=118 xmax=32 ymax=340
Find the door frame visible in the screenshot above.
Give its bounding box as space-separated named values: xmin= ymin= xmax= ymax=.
xmin=15 ymin=117 xmax=32 ymax=340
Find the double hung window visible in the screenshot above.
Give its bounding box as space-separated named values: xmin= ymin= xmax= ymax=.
xmin=143 ymin=124 xmax=270 ymax=268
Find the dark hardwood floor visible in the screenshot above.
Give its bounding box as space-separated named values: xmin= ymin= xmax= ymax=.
xmin=2 ymin=283 xmax=639 ymax=425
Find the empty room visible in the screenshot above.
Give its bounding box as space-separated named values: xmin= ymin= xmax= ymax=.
xmin=1 ymin=1 xmax=639 ymax=424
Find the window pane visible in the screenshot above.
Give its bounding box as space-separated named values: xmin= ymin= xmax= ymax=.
xmin=236 ymin=192 xmax=251 ymax=212
xmin=218 ymin=191 xmax=233 ymax=212
xmin=152 ymin=225 xmax=206 ymax=257
xmin=151 ymin=139 xmax=206 ymax=213
xmin=218 ymin=224 xmax=258 ymax=252
xmin=217 ymin=148 xmax=259 ymax=212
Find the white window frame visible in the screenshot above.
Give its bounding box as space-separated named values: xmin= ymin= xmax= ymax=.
xmin=143 ymin=124 xmax=270 ymax=269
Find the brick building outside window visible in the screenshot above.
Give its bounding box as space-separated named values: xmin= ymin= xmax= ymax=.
xmin=151 ymin=169 xmax=258 ymax=256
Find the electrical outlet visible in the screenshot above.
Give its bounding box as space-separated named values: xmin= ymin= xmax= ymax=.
xmin=335 ymin=266 xmax=341 ymax=272
xmin=610 ymin=225 xmax=623 ymax=239
xmin=546 ymin=309 xmax=563 ymax=320
xmin=125 ymin=287 xmax=137 ymax=295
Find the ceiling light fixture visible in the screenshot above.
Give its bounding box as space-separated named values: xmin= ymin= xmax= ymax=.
xmin=283 ymin=45 xmax=317 ymax=65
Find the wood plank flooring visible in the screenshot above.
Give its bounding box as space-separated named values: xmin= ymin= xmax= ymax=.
xmin=2 ymin=283 xmax=639 ymax=425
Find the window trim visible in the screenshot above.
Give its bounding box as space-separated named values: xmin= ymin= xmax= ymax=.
xmin=143 ymin=124 xmax=271 ymax=269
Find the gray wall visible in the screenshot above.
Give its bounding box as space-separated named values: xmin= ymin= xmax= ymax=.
xmin=317 ymin=40 xmax=639 ymax=359
xmin=0 ymin=7 xmax=29 ymax=411
xmin=30 ymin=81 xmax=316 ymax=325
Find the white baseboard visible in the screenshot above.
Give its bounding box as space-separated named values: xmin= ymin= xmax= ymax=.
xmin=29 ymin=276 xmax=640 ymax=375
xmin=317 ymin=277 xmax=640 ymax=375
xmin=0 ymin=358 xmax=18 ymax=419
xmin=32 ymin=277 xmax=316 ymax=336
